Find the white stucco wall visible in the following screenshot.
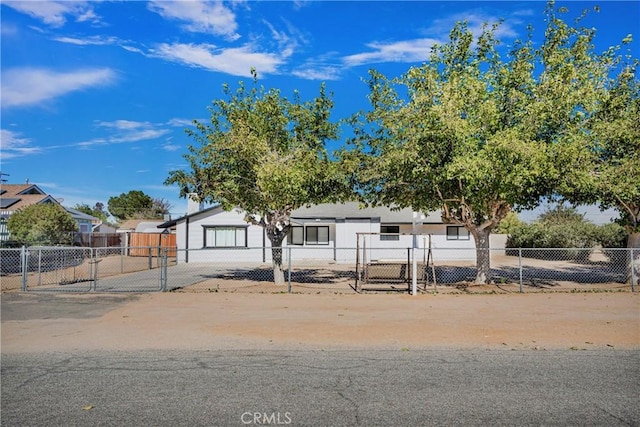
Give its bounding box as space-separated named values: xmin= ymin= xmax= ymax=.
xmin=174 ymin=208 xmax=479 ymax=264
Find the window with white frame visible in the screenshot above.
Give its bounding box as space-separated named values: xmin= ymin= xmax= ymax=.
xmin=380 ymin=225 xmax=400 ymax=241
xmin=446 ymin=226 xmax=470 ymax=240
xmin=203 ymin=226 xmax=247 ymax=248
xmin=305 ymin=226 xmax=329 ymax=245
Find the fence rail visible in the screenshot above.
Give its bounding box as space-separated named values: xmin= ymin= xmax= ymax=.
xmin=1 ymin=246 xmax=637 ymax=294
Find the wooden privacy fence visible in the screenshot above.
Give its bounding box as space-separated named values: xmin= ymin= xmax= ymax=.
xmin=128 ymin=232 xmax=176 ymax=257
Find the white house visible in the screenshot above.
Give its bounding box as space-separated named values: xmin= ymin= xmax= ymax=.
xmin=158 ymin=200 xmax=478 ymax=264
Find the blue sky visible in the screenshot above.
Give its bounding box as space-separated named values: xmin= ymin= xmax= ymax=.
xmin=1 ymin=1 xmax=638 ymax=222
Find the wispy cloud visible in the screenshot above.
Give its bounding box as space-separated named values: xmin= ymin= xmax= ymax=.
xmin=150 ymin=42 xmax=284 ymax=76
xmin=292 ymin=65 xmax=342 ymax=81
xmin=167 ymin=118 xmax=197 ymax=127
xmin=427 ymin=11 xmax=520 ymax=40
xmin=1 ymin=67 xmax=117 ymax=109
xmin=53 ymin=35 xmax=121 ymax=46
xmin=0 ymin=129 xmax=42 ymax=159
xmin=341 ymin=9 xmax=522 ymax=68
xmin=343 ymin=38 xmax=440 ymax=66
xmin=2 ymin=1 xmax=101 ymax=27
xmin=148 ymin=0 xmax=240 ymax=41
xmin=80 ymin=120 xmax=171 ymax=147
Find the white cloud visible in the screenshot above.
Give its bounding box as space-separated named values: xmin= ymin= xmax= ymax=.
xmin=343 ymin=38 xmax=440 ymax=66
xmin=167 ymin=118 xmax=196 ymax=127
xmin=148 ymin=0 xmax=239 ymax=40
xmin=3 ymin=1 xmax=100 ymax=27
xmin=1 ymin=67 xmax=117 ymax=109
xmin=162 ymin=143 xmax=181 ymax=152
xmin=341 ymin=9 xmax=522 ymax=68
xmin=151 ymin=42 xmax=284 ymax=76
xmin=428 ymin=11 xmax=519 ymax=40
xmin=87 ymin=120 xmax=171 ymax=146
xmin=96 ymin=120 xmax=153 ymax=131
xmin=53 ymin=35 xmax=120 ymax=46
xmin=0 ymin=129 xmax=42 ymax=159
xmin=292 ymin=65 xmax=342 ymax=81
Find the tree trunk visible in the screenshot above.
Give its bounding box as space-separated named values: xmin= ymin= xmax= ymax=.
xmin=271 ymin=244 xmax=285 ymax=286
xmin=628 ymin=232 xmax=640 ymax=287
xmin=472 ymin=227 xmax=492 ymax=284
xmin=264 ymin=222 xmax=289 ymax=286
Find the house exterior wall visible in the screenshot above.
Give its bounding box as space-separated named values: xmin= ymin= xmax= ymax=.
xmin=173 ymin=207 xmax=477 ymax=264
xmin=176 ymin=208 xmax=270 ymax=263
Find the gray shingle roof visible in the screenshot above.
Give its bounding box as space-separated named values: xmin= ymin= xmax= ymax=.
xmin=291 ymin=202 xmax=442 ymax=223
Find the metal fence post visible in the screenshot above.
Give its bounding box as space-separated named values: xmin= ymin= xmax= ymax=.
xmin=287 ymin=247 xmax=292 ymax=294
xmin=518 ymin=248 xmax=523 ymax=293
xmin=20 ymin=246 xmax=28 ymax=292
xmin=37 ymin=248 xmax=43 ymax=287
xmin=92 ymin=255 xmax=99 ymax=292
xmin=631 ymin=248 xmax=636 ymax=292
xmin=148 ymin=247 xmax=153 ymax=270
xmin=162 ymin=248 xmax=168 ymax=292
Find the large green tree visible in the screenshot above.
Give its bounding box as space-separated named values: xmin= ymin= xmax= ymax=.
xmin=107 ymin=191 xmax=169 ymax=221
xmin=7 ymin=203 xmax=78 ymax=245
xmin=165 ymin=71 xmax=348 ymax=284
xmin=562 ymin=47 xmax=639 ymax=246
xmin=342 ymin=3 xmax=612 ymax=283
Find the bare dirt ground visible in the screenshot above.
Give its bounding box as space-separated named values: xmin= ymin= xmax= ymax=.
xmin=2 ymin=292 xmax=638 ymax=353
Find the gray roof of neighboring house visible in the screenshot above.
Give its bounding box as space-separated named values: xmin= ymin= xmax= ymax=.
xmin=65 ymin=207 xmax=98 ymax=222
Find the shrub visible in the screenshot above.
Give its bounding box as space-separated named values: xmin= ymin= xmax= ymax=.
xmin=505 ymin=205 xmax=615 ymax=261
xmin=7 ymin=203 xmax=78 ymax=245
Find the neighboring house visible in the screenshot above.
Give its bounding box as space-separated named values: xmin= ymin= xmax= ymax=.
xmin=0 ymin=183 xmax=98 ymax=241
xmin=65 ymin=207 xmax=97 ymax=233
xmin=158 ymin=200 xmax=478 ymax=264
xmin=117 ymin=219 xmax=167 ymax=234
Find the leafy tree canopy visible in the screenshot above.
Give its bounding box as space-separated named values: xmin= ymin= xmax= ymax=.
xmin=558 ymin=46 xmax=640 ymax=234
xmin=107 ymin=191 xmax=169 ymax=221
xmin=165 ymin=70 xmax=349 ymax=284
xmin=73 ymin=202 xmax=110 ymax=223
xmin=341 ymin=2 xmax=621 ymax=283
xmin=7 ymin=203 xmax=78 ymax=245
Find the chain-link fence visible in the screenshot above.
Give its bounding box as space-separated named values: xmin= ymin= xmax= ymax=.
xmin=166 ymin=246 xmax=637 ymax=294
xmin=1 ymin=245 xmax=637 ymax=294
xmin=0 ymin=246 xmax=176 ymax=292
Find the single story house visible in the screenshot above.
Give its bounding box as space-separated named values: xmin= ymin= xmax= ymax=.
xmin=158 ymin=200 xmax=478 ymax=264
xmin=118 ymin=219 xmax=168 ymax=234
xmin=0 ymin=183 xmax=99 ymax=240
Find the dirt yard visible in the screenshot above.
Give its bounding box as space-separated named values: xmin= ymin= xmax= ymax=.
xmin=2 ymin=292 xmax=638 ymax=353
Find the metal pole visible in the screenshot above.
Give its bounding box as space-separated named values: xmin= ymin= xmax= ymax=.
xmin=355 ymin=234 xmax=360 ymax=292
xmin=519 ymin=248 xmax=523 ymax=293
xmin=162 ymin=248 xmax=168 ymax=292
xmin=148 ymin=247 xmax=152 ymax=270
xmin=412 ymin=246 xmax=417 ymax=296
xmin=93 ymin=258 xmax=99 ymax=292
xmin=631 ymin=248 xmax=636 ymax=292
xmin=287 ymin=247 xmax=292 ymax=294
xmin=21 ymin=246 xmax=27 ymax=292
xmin=38 ymin=248 xmax=42 ymax=287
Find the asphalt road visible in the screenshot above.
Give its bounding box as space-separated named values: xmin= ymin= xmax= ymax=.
xmin=2 ymin=349 xmax=638 ymax=426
